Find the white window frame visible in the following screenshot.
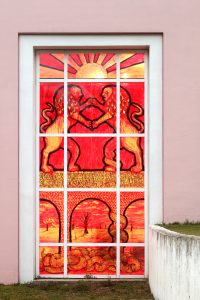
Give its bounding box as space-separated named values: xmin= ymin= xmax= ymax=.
xmin=19 ymin=34 xmax=162 ymax=283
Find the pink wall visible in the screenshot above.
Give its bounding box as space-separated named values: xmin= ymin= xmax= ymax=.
xmin=0 ymin=0 xmax=200 ymax=283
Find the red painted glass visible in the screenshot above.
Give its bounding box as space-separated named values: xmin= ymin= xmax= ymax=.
xmin=120 ymin=137 xmax=144 ymax=188
xmin=40 ymin=53 xmax=64 ymax=79
xmin=40 ymin=246 xmax=64 ymax=275
xmin=120 ymin=247 xmax=144 ymax=275
xmin=40 ymin=83 xmax=64 ymax=134
xmin=67 ymin=137 xmax=116 ymax=188
xmin=68 ymin=247 xmax=116 ymax=275
xmin=40 ymin=137 xmax=64 ymax=188
xmin=68 ymin=192 xmax=116 ymax=243
xmin=68 ymin=53 xmax=116 ymax=79
xmin=120 ymin=83 xmax=144 ymax=134
xmin=40 ymin=192 xmax=64 ymax=243
xmin=67 ymin=82 xmax=116 ymax=133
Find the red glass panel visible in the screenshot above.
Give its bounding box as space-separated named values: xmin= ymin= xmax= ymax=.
xmin=68 ymin=192 xmax=116 ymax=243
xmin=67 ymin=83 xmax=116 ymax=133
xmin=68 ymin=53 xmax=116 ymax=79
xmin=68 ymin=247 xmax=116 ymax=275
xmin=120 ymin=247 xmax=144 ymax=275
xmin=120 ymin=83 xmax=144 ymax=134
xmin=40 ymin=192 xmax=64 ymax=243
xmin=40 ymin=83 xmax=64 ymax=134
xmin=120 ymin=192 xmax=144 ymax=243
xmin=120 ymin=137 xmax=144 ymax=188
xmin=67 ymin=137 xmax=116 ymax=188
xmin=40 ymin=53 xmax=64 ymax=79
xmin=120 ymin=53 xmax=144 ymax=79
xmin=40 ymin=137 xmax=64 ymax=188
xmin=40 ymin=246 xmax=64 ymax=275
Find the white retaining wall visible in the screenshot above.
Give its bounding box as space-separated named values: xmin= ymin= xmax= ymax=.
xmin=149 ymin=225 xmax=200 ymax=300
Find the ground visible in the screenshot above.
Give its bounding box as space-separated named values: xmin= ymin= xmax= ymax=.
xmin=160 ymin=223 xmax=200 ymax=236
xmin=0 ymin=280 xmax=154 ymax=300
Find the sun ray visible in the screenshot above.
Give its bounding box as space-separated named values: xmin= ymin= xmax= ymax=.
xmin=79 ymin=53 xmax=87 ymax=65
xmin=89 ymin=53 xmax=95 ymax=63
xmin=102 ymin=54 xmax=115 ymax=66
xmin=120 ymin=53 xmax=136 ymax=63
xmin=96 ymin=53 xmax=107 ymax=65
xmin=68 ymin=54 xmax=83 ymax=67
xmin=120 ymin=53 xmax=144 ymax=70
xmin=67 ymin=59 xmax=79 ymax=72
xmin=84 ymin=53 xmax=90 ymax=63
xmin=106 ymin=63 xmax=116 ymax=73
xmin=102 ymin=54 xmax=116 ymax=70
xmin=94 ymin=53 xmax=100 ymax=63
xmin=40 ymin=53 xmax=64 ymax=71
xmin=68 ymin=65 xmax=77 ymax=74
xmin=50 ymin=53 xmax=64 ymax=64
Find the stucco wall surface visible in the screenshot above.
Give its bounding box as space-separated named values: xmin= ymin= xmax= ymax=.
xmin=149 ymin=225 xmax=200 ymax=300
xmin=0 ymin=0 xmax=200 ymax=283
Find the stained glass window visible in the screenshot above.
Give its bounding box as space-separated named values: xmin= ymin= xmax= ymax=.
xmin=37 ymin=51 xmax=146 ymax=278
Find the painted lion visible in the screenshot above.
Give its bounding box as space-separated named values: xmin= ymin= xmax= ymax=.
xmin=92 ymin=85 xmax=144 ymax=173
xmin=40 ymin=84 xmax=92 ymax=173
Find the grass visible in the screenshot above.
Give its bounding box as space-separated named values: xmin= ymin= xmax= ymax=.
xmin=159 ymin=222 xmax=200 ymax=236
xmin=0 ymin=280 xmax=154 ymax=300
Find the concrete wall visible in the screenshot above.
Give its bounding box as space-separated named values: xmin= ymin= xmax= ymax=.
xmin=1 ymin=0 xmax=200 ymax=283
xmin=149 ymin=225 xmax=200 ymax=300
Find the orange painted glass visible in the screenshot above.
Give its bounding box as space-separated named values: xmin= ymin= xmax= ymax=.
xmin=120 ymin=247 xmax=144 ymax=275
xmin=40 ymin=53 xmax=64 ymax=79
xmin=40 ymin=192 xmax=64 ymax=243
xmin=68 ymin=53 xmax=116 ymax=79
xmin=68 ymin=192 xmax=116 ymax=243
xmin=40 ymin=246 xmax=64 ymax=275
xmin=120 ymin=192 xmax=144 ymax=243
xmin=68 ymin=247 xmax=116 ymax=275
xmin=120 ymin=53 xmax=144 ymax=79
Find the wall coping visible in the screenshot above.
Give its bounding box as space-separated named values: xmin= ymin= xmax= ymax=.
xmin=150 ymin=224 xmax=200 ymax=241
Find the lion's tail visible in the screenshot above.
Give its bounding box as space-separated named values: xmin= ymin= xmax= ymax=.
xmin=40 ymin=103 xmax=55 ymax=133
xmin=129 ymin=103 xmax=144 ymax=133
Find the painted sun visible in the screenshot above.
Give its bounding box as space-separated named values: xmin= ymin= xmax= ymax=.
xmin=40 ymin=52 xmax=144 ymax=79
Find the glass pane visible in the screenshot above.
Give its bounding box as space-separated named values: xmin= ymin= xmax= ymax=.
xmin=120 ymin=83 xmax=144 ymax=134
xmin=120 ymin=192 xmax=144 ymax=243
xmin=40 ymin=137 xmax=64 ymax=188
xmin=67 ymin=137 xmax=116 ymax=188
xmin=40 ymin=83 xmax=64 ymax=134
xmin=68 ymin=247 xmax=116 ymax=275
xmin=40 ymin=246 xmax=64 ymax=275
xmin=68 ymin=192 xmax=116 ymax=243
xmin=68 ymin=53 xmax=116 ymax=79
xmin=120 ymin=247 xmax=144 ymax=275
xmin=67 ymin=83 xmax=116 ymax=133
xmin=40 ymin=53 xmax=64 ymax=79
xmin=120 ymin=53 xmax=144 ymax=79
xmin=120 ymin=137 xmax=144 ymax=188
xmin=40 ymin=192 xmax=64 ymax=243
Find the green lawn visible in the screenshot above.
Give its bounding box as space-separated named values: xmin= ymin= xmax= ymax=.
xmin=0 ymin=280 xmax=154 ymax=300
xmin=160 ymin=223 xmax=200 ymax=236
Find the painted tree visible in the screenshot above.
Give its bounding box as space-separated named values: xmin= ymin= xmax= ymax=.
xmin=43 ymin=217 xmax=56 ymax=231
xmin=81 ymin=212 xmax=90 ymax=234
